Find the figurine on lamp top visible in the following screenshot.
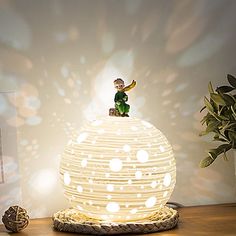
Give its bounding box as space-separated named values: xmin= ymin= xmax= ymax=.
xmin=109 ymin=78 xmax=136 ymax=117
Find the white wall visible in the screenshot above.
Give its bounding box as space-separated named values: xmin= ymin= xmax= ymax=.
xmin=0 ymin=0 xmax=236 ymax=218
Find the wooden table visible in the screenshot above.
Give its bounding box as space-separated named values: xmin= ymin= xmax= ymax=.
xmin=0 ymin=203 xmax=236 ymax=235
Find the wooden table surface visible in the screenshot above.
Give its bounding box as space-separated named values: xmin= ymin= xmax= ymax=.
xmin=0 ymin=203 xmax=236 ymax=236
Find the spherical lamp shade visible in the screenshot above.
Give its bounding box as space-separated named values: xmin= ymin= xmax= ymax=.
xmin=60 ymin=116 xmax=176 ymax=222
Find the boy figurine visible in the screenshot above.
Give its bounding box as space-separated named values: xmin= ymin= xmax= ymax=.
xmin=112 ymin=78 xmax=136 ymax=117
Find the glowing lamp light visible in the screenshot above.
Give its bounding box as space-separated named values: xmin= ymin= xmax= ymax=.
xmin=60 ymin=116 xmax=176 ymax=222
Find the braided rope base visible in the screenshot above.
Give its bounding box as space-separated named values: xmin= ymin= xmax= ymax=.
xmin=53 ymin=206 xmax=179 ymax=235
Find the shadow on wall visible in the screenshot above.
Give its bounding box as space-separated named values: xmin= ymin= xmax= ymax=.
xmin=0 ymin=0 xmax=236 ymax=217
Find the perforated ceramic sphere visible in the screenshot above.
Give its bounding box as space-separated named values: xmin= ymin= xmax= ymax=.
xmin=60 ymin=116 xmax=176 ymax=222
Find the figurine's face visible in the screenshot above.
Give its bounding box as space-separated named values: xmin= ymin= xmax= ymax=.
xmin=114 ymin=82 xmax=124 ymax=91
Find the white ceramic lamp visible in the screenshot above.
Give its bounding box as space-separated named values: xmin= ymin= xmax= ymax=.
xmin=60 ymin=116 xmax=176 ymax=222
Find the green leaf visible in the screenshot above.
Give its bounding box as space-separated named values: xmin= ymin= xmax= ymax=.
xmin=215 ymin=144 xmax=231 ymax=155
xmin=224 ymin=130 xmax=230 ymax=141
xmin=218 ymin=114 xmax=230 ymax=121
xmin=223 ymin=145 xmax=231 ymax=158
xmin=210 ymin=93 xmax=226 ymax=106
xmin=227 ymin=74 xmax=236 ymax=88
xmin=200 ymin=106 xmax=206 ymax=113
xmin=201 ymin=114 xmax=211 ymax=124
xmin=213 ymin=133 xmax=227 ymax=142
xmin=225 ymin=121 xmax=236 ymax=129
xmin=204 ymin=97 xmax=214 ymax=112
xmin=216 ymin=86 xmax=234 ymax=93
xmin=208 ymin=110 xmax=222 ymax=121
xmin=228 ymin=131 xmax=236 ymax=144
xmin=230 ymin=106 xmax=236 ymax=120
xmin=199 ymin=156 xmax=215 ymax=168
xmin=203 ymin=114 xmax=218 ymax=125
xmin=208 ymin=150 xmax=217 ymax=159
xmin=214 ymin=137 xmax=228 ymax=142
xmin=208 ymin=81 xmax=214 ymax=94
xmin=221 ymin=120 xmax=230 ymax=129
xmin=219 ymin=106 xmax=226 ymax=116
xmin=200 ymin=144 xmax=232 ymax=168
xmin=223 ymin=149 xmax=228 ymax=161
xmin=222 ymin=94 xmax=235 ymax=106
xmin=206 ymin=121 xmax=220 ymax=133
xmin=201 ymin=115 xmax=214 ymax=125
xmin=199 ymin=131 xmax=207 ymax=136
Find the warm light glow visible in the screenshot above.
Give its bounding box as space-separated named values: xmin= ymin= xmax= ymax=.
xmin=63 ymin=172 xmax=71 ymax=186
xmin=77 ymin=185 xmax=83 ymax=193
xmin=77 ymin=132 xmax=88 ymax=143
xmin=136 ymin=149 xmax=149 ymax=163
xmin=106 ymin=202 xmax=120 ymax=213
xmin=163 ymin=173 xmax=172 ymax=187
xmin=135 ymin=170 xmax=143 ymax=179
xmin=123 ymin=144 xmax=131 ymax=152
xmin=60 ymin=116 xmax=176 ymax=222
xmin=107 ymin=184 xmax=114 ymax=192
xmin=109 ymin=158 xmax=123 ymax=172
xmin=145 ymin=196 xmax=157 ymax=208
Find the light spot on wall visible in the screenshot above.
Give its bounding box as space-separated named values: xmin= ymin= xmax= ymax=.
xmin=0 ymin=5 xmax=31 ymax=49
xmin=61 ymin=65 xmax=69 ymax=78
xmin=0 ymin=94 xmax=7 ymax=114
xmin=24 ymin=96 xmax=41 ymax=110
xmin=26 ymin=116 xmax=42 ymax=126
xmin=30 ymin=169 xmax=57 ymax=195
xmin=80 ymin=56 xmax=86 ymax=64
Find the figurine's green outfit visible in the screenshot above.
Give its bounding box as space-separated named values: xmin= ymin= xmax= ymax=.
xmin=114 ymin=91 xmax=130 ymax=115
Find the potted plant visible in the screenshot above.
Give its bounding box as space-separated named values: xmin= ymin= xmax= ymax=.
xmin=200 ymin=74 xmax=236 ymax=167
